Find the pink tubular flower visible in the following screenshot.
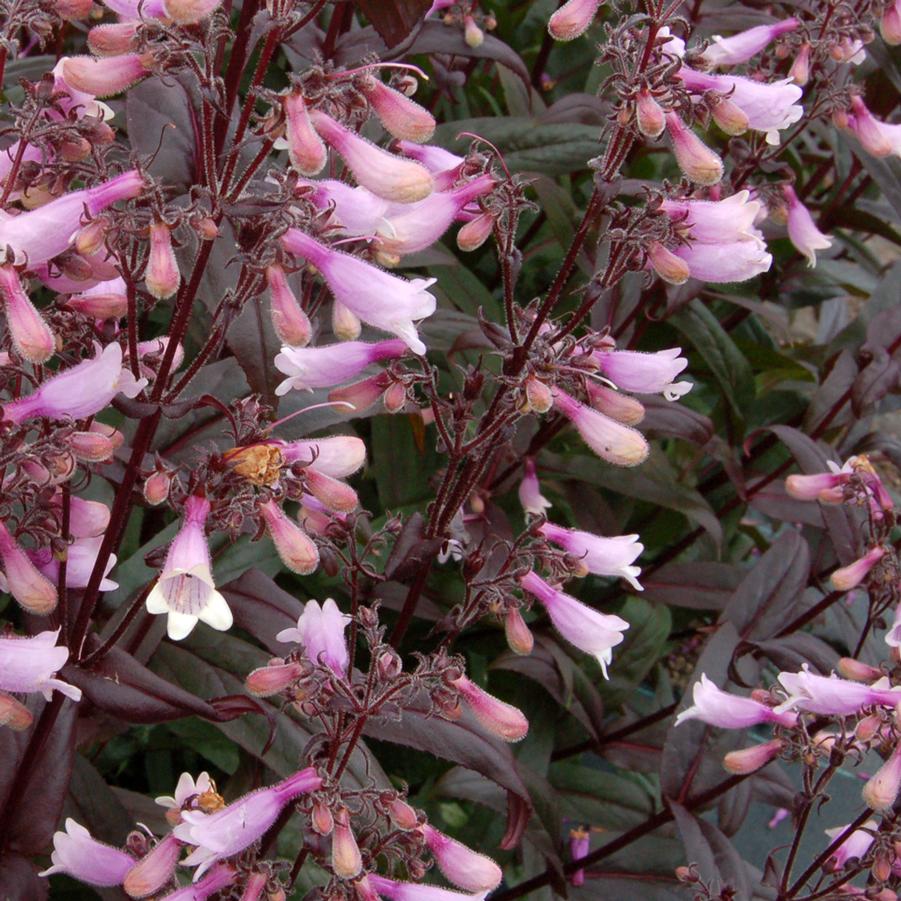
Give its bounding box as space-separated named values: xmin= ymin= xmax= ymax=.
xmin=361 ymin=78 xmax=436 ymax=143
xmin=158 ymin=864 xmax=237 ymax=900
xmin=699 ymin=18 xmax=799 ymax=67
xmin=673 ymin=238 xmax=772 ymax=283
xmin=551 ymin=386 xmax=649 ymax=467
xmin=122 ymin=833 xmax=182 ymax=898
xmin=374 ymin=175 xmax=495 ymax=257
xmin=34 ymin=536 xmax=119 ymax=592
xmin=782 ymin=184 xmax=832 ymax=266
xmin=0 ymin=169 xmax=143 ymax=265
xmin=722 ymin=739 xmax=785 ymax=774
xmin=332 ymin=807 xmax=363 ymax=878
xmin=538 ymin=522 xmax=643 ymax=589
xmin=518 ymin=457 xmax=552 ymax=515
xmin=846 ymin=97 xmax=901 ymax=158
xmin=303 ymin=178 xmax=391 ymax=238
xmin=0 ymin=628 xmax=81 ymax=703
xmin=776 ymin=665 xmax=901 ymax=715
xmin=675 ymin=674 xmax=798 ymax=728
xmin=421 ymin=824 xmax=502 ymax=892
xmin=265 ymin=264 xmax=311 ymax=347
xmin=548 ymin=0 xmax=603 ymax=40
xmin=366 ymin=874 xmax=490 ymax=901
xmin=276 ymin=598 xmax=351 ymax=675
xmin=282 ymin=92 xmax=327 ymax=176
xmin=520 ymin=571 xmax=629 ymax=676
xmin=145 ymin=496 xmax=233 ymax=641
xmin=677 ymin=67 xmax=803 ymax=145
xmin=789 ymin=44 xmax=811 ymax=86
xmin=258 ymin=499 xmax=320 ymax=575
xmin=174 ymin=767 xmax=322 ymax=878
xmin=66 ymin=277 xmax=129 ymax=319
xmin=645 ymin=241 xmax=690 ymax=284
xmin=3 ymin=343 xmax=146 ymax=424
xmin=0 ymin=522 xmax=58 ymax=614
xmin=395 ymin=141 xmax=465 ymax=190
xmin=830 ymin=546 xmax=886 ymax=591
xmin=308 ymin=110 xmax=434 ymax=203
xmin=665 ymin=112 xmax=723 ymax=185
xmin=569 ymin=827 xmax=589 ymax=886
xmin=863 ymin=743 xmax=901 ymax=811
xmin=594 ymin=347 xmax=691 ymax=400
xmin=280 ymin=436 xmax=367 ymax=479
xmin=585 ymin=382 xmax=645 ymax=425
xmin=0 ymin=266 xmax=56 ymax=363
xmin=245 ymin=660 xmax=305 ymax=697
xmin=823 ymin=821 xmax=877 ymax=871
xmin=274 ymin=339 xmax=408 ymax=395
xmin=785 ymin=462 xmax=852 ymax=504
xmin=145 ymin=222 xmax=180 ymax=300
xmin=62 ymin=53 xmax=152 ymax=97
xmin=38 ymin=819 xmax=135 ymax=885
xmin=450 ymin=674 xmax=529 ymax=742
xmin=882 ymin=0 xmax=901 ymax=44
xmin=280 ymin=229 xmax=437 ymax=354
xmin=636 ymin=89 xmax=666 ymax=138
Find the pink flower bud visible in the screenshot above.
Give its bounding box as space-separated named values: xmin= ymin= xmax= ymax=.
xmin=68 ymin=430 xmax=115 ymax=462
xmin=283 ymin=92 xmax=328 ymax=176
xmin=785 ymin=471 xmax=849 ymax=503
xmin=782 ymin=184 xmax=831 ymax=267
xmin=143 ymin=470 xmax=172 ymax=506
xmin=665 ymin=112 xmax=723 ymax=186
xmin=710 ymin=96 xmax=749 ymax=136
xmin=848 ymin=96 xmax=895 ymax=157
xmin=332 ymin=300 xmax=362 ymax=341
xmin=552 ymin=386 xmax=649 ymax=467
xmin=700 ymin=18 xmax=799 ymax=67
xmin=456 ymin=212 xmax=493 ymax=251
xmin=830 ymin=546 xmax=886 ymax=591
xmin=361 ymin=78 xmax=436 ymax=143
xmin=505 ymin=606 xmax=534 ymax=655
xmin=837 ymin=658 xmax=884 ymax=683
xmin=145 ymin=222 xmax=180 ymax=300
xmin=266 ymin=264 xmax=311 ymax=347
xmin=308 ymin=110 xmax=434 ymax=203
xmin=388 ymin=798 xmax=419 ymax=830
xmin=584 ymin=381 xmax=645 ymax=425
xmin=75 ymin=219 xmax=108 ymax=257
xmin=0 ymin=521 xmax=57 ymax=614
xmin=464 ymin=15 xmax=484 ymax=47
xmin=66 ymin=284 xmax=129 ymax=319
xmin=863 ymin=743 xmax=901 ymax=811
xmin=259 ymin=499 xmax=319 ymax=575
xmin=88 ymin=23 xmax=139 ymax=56
xmin=241 ymin=873 xmax=268 ymax=901
xmin=304 ymin=468 xmax=359 ymax=513
xmin=62 ymin=53 xmax=152 ymax=98
xmin=57 ymin=0 xmax=93 ymax=19
xmin=123 ymin=833 xmax=182 ymax=898
xmin=382 ymin=380 xmax=407 ymax=413
xmin=0 ymin=266 xmax=56 ymax=363
xmin=422 ymin=824 xmax=502 ymax=892
xmin=159 ymin=864 xmax=237 ymax=900
xmin=311 ymin=800 xmax=334 ymax=836
xmin=548 ymin=0 xmax=602 ymax=41
xmin=329 ymin=372 xmax=393 ymax=412
xmin=161 ymin=0 xmax=224 ymax=24
xmin=332 ymin=808 xmax=363 ymax=878
xmin=245 ymin=660 xmax=305 ymax=697
xmin=789 ymin=43 xmax=811 ymax=85
xmin=0 ymin=691 xmax=33 ymax=731
xmin=450 ymin=674 xmax=528 ymax=742
xmin=635 ymin=90 xmax=666 ymax=139
xmin=645 ymin=240 xmax=690 ymax=285
xmin=524 ymin=376 xmax=553 ymax=413
xmin=882 ymin=0 xmax=901 ymax=44
xmin=722 ymin=739 xmax=784 ymax=774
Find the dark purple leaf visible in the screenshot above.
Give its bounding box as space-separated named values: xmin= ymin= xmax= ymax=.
xmin=222 ymin=568 xmax=304 ymax=655
xmin=641 ymin=396 xmax=715 ymax=446
xmin=353 ymin=0 xmax=431 ymax=48
xmin=802 ymin=350 xmax=858 ymax=433
xmin=383 ymin=512 xmax=444 ymax=582
xmin=851 ymin=349 xmax=899 ymax=416
xmin=0 ymin=854 xmax=46 ymax=900
xmin=750 ymin=632 xmax=839 ymax=675
xmin=642 ymin=562 xmax=743 ymax=610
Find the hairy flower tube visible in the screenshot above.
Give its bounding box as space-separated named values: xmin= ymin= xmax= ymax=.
xmin=699 ymin=18 xmax=799 ymax=67
xmin=664 ymin=112 xmax=724 ymax=186
xmin=0 ymin=522 xmax=58 ymax=614
xmin=173 ymin=767 xmax=322 ymax=878
xmin=0 ymin=266 xmax=56 ymax=363
xmin=593 ymin=346 xmax=691 ymax=400
xmin=519 ymin=457 xmax=552 ymax=515
xmin=145 ymin=495 xmax=233 ymax=640
xmin=449 ymin=674 xmax=529 ymax=742
xmin=276 ymin=598 xmax=351 ymax=676
xmin=258 ymin=499 xmax=320 ymax=575
xmin=39 ymin=819 xmax=136 ymax=885
xmin=537 ymin=521 xmax=643 ymax=589
xmin=421 ymin=824 xmax=503 ymax=892
xmin=781 ymin=184 xmax=832 ymax=266
xmin=675 ymin=674 xmax=798 ymax=728
xmin=280 ymin=229 xmax=437 ymax=354
xmin=776 ymin=665 xmax=901 ymax=715
xmin=0 ymin=628 xmax=82 ymax=705
xmin=519 ymin=570 xmax=630 ymax=677
xmin=547 ymin=0 xmax=603 ymax=40
xmin=274 ymin=339 xmax=408 ymax=394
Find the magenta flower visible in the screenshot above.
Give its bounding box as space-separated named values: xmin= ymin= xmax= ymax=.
xmin=551 ymin=386 xmax=649 ymax=467
xmin=174 ymin=767 xmax=322 ymax=878
xmin=785 ymin=460 xmax=854 ymax=503
xmin=823 ymin=821 xmax=876 ymax=871
xmin=39 ymin=818 xmax=135 ymax=885
xmin=280 ymin=229 xmax=437 ymax=355
xmin=0 ymin=266 xmax=56 ymax=364
xmin=537 ymin=522 xmax=643 ymax=589
xmin=34 ymin=536 xmax=118 ymax=592
xmin=258 ymin=499 xmax=320 ymax=575
xmin=0 ymin=521 xmax=58 ymax=614
xmin=158 ymin=863 xmax=237 ymax=900
xmin=307 ymin=110 xmax=434 ymax=203
xmin=519 ymin=571 xmax=629 ymax=677
xmin=665 ymin=113 xmax=723 ymax=186
xmin=0 ymin=628 xmax=81 ymax=703
xmin=274 ymin=339 xmax=408 ymax=395
xmin=279 ymin=436 xmax=367 ymax=479
xmin=518 ymin=457 xmax=552 ymax=516
xmin=845 ymin=97 xmax=901 ymax=159
xmin=366 ymin=874 xmax=490 ymax=901
xmin=276 ymin=598 xmax=351 ymax=676
xmin=830 ymin=546 xmax=886 ymax=591
xmin=145 ymin=496 xmax=233 ymax=641
xmin=304 ymin=179 xmax=392 ymax=237
xmin=594 ymin=347 xmax=691 ymax=400
xmin=0 ymin=169 xmax=143 ymax=264
xmin=699 ymin=18 xmax=799 ymax=67
xmin=569 ymin=827 xmax=590 ymax=886
xmin=548 ymin=0 xmax=602 ymax=40
xmin=450 ymin=674 xmax=529 ymax=742
xmin=677 ymin=67 xmax=803 ymax=145
xmin=675 ymin=674 xmax=797 ymax=728
xmin=421 ymin=824 xmax=502 ymax=892
xmin=776 ymin=665 xmax=901 ymax=716
xmin=781 ymin=184 xmax=832 ymax=266
xmin=2 ymin=342 xmax=147 ymax=424
xmin=662 ymin=190 xmax=763 ymax=244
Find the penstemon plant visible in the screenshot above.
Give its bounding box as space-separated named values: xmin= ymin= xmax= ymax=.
xmin=0 ymin=0 xmax=899 ymax=898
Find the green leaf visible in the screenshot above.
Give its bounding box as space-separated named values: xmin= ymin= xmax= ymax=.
xmin=603 ymin=597 xmax=672 ymax=705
